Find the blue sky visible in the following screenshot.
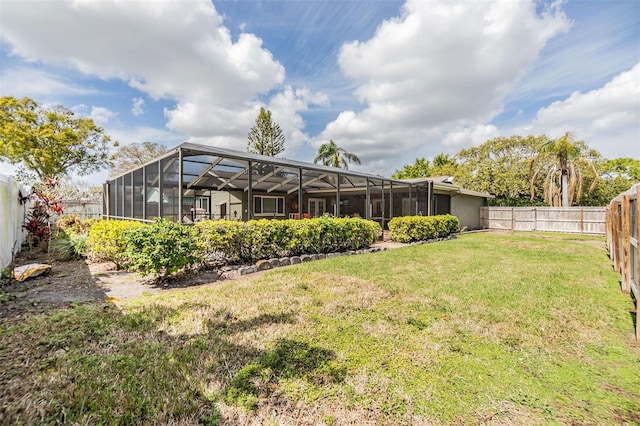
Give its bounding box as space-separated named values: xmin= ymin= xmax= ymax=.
xmin=1 ymin=0 xmax=638 ymax=184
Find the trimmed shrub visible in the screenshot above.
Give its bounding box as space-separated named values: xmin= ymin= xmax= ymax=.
xmin=86 ymin=219 xmax=145 ymax=267
xmin=194 ymin=220 xmax=249 ymax=265
xmin=388 ymin=214 xmax=459 ymax=243
xmin=195 ymin=216 xmax=381 ymax=265
xmin=123 ymin=218 xmax=203 ymax=277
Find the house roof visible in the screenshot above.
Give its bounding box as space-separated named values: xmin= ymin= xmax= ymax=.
xmin=108 ymin=142 xmax=493 ymax=198
xmin=399 ymin=176 xmax=494 ymax=198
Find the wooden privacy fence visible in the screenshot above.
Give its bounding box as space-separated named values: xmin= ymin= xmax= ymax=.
xmin=480 ymin=206 xmax=606 ymax=234
xmin=606 ymin=184 xmax=639 ymax=342
xmin=60 ymin=200 xmax=103 ymax=221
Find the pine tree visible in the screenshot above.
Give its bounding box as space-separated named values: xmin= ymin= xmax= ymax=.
xmin=247 ymin=107 xmax=285 ymax=157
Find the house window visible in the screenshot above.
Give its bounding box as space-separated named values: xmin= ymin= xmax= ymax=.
xmin=254 ymin=195 xmax=285 ymax=216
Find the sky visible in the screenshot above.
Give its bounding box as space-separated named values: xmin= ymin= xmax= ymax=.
xmin=0 ymin=0 xmax=638 ymax=184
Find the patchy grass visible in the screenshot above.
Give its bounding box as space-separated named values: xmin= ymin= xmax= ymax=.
xmin=1 ymin=232 xmax=638 ymax=425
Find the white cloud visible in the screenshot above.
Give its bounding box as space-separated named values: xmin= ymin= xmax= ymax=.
xmin=89 ymin=106 xmax=118 ymax=125
xmin=107 ymin=125 xmax=184 ymax=149
xmin=267 ymin=86 xmax=330 ymax=155
xmin=525 ymin=63 xmax=640 ymax=159
xmin=317 ymin=0 xmax=570 ymax=173
xmin=131 ymin=98 xmax=145 ymax=116
xmin=0 ymin=66 xmax=96 ymax=99
xmin=442 ymin=125 xmax=500 ymax=148
xmin=0 ymin=0 xmax=304 ymax=148
xmin=71 ymin=104 xmax=118 ymax=125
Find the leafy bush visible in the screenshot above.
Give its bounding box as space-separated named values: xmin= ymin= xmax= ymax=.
xmin=57 ymin=214 xmax=83 ymax=232
xmin=55 ymin=216 xmax=94 ymax=259
xmin=86 ymin=219 xmax=145 ymax=267
xmin=123 ymin=218 xmax=203 ymax=277
xmin=388 ymin=215 xmax=459 ymax=243
xmin=195 ymin=220 xmax=251 ymax=265
xmin=196 ymin=216 xmax=381 ymax=265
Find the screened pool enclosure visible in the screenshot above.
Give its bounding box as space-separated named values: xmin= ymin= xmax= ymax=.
xmin=103 ymin=142 xmax=460 ymax=229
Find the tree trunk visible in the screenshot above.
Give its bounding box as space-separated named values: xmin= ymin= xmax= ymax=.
xmin=561 ymin=172 xmax=569 ymax=207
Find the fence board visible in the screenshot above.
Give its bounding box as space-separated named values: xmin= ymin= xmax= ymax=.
xmin=60 ymin=200 xmax=103 ymax=221
xmin=480 ymin=206 xmax=606 ymax=234
xmin=606 ymin=184 xmax=639 ymax=342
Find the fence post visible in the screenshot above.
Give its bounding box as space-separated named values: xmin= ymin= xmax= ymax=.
xmin=580 ymin=207 xmax=584 ymax=235
xmin=621 ymin=195 xmax=630 ymax=293
xmin=611 ymin=201 xmax=620 ymax=272
xmin=511 ymin=208 xmax=514 ymax=231
xmin=605 ymin=206 xmax=610 ymax=251
xmin=635 ymin=186 xmax=640 ymax=341
xmin=533 ymin=207 xmax=537 ymax=231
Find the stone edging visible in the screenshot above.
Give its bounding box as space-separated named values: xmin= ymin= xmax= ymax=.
xmin=231 ymin=234 xmax=457 ymax=276
xmin=235 ymin=247 xmax=388 ymax=276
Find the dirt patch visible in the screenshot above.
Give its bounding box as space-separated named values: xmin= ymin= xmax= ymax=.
xmin=1 ymin=238 xmax=413 ymax=319
xmin=0 ymin=248 xmax=231 ymax=319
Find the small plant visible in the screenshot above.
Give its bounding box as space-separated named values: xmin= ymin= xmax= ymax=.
xmin=1 ymin=268 xmax=13 ymax=286
xmin=23 ymin=177 xmax=64 ymax=250
xmin=53 ymin=231 xmax=88 ymax=260
xmin=57 ymin=214 xmax=83 ymax=232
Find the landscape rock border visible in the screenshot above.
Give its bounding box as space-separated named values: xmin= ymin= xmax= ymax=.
xmin=235 ymin=235 xmax=457 ymax=276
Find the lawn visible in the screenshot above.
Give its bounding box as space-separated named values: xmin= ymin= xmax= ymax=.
xmin=1 ymin=232 xmax=638 ymax=425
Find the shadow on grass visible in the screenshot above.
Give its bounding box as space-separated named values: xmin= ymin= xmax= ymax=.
xmin=0 ymin=299 xmax=341 ymax=424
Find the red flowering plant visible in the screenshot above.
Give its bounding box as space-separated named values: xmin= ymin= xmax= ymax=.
xmin=23 ymin=177 xmax=64 ymax=249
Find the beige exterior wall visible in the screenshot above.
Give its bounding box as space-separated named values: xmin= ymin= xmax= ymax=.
xmin=209 ymin=190 xmax=244 ymax=221
xmin=451 ymin=194 xmax=485 ymax=230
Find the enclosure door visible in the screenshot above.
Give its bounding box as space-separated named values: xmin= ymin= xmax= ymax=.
xmin=371 ymin=199 xmax=384 ymax=219
xmin=402 ymin=198 xmax=412 ymax=216
xmin=308 ymin=198 xmax=326 ymax=218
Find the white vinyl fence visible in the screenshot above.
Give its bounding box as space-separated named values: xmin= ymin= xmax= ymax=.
xmin=0 ymin=174 xmax=31 ymax=269
xmin=480 ymin=206 xmax=606 ymax=235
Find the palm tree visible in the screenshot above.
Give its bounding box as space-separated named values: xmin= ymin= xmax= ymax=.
xmin=529 ymin=133 xmax=598 ymax=207
xmin=314 ymin=140 xmax=361 ymax=169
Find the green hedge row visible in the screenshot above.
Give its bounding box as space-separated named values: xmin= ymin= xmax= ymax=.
xmin=388 ymin=214 xmax=459 ymax=243
xmin=86 ymin=216 xmax=382 ymax=277
xmin=196 ymin=216 xmax=381 ymax=265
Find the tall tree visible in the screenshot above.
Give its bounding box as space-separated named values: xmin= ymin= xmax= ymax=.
xmin=56 ymin=177 xmax=103 ymax=201
xmin=433 ymin=153 xmax=455 ymax=168
xmin=392 ymin=154 xmax=458 ymax=180
xmin=529 ymin=133 xmax=598 ymax=207
xmin=392 ymin=157 xmax=431 ymax=179
xmin=247 ymin=107 xmax=285 ymax=157
xmin=314 ymin=140 xmax=361 ymax=169
xmin=455 ymin=135 xmax=545 ymax=204
xmin=567 ymin=157 xmax=638 ymax=206
xmin=110 ymin=141 xmax=168 ymax=177
xmin=0 ymin=96 xmax=115 ymax=184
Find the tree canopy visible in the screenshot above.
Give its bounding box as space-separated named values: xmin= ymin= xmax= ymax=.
xmin=110 ymin=141 xmax=168 ymax=177
xmin=391 ymin=157 xmax=431 ymax=179
xmin=392 ymin=134 xmax=635 ymax=206
xmin=391 ymin=154 xmax=457 ymax=179
xmin=247 ymin=107 xmax=285 ymax=157
xmin=314 ymin=140 xmax=361 ymax=169
xmin=0 ymin=96 xmax=115 ymax=184
xmin=455 ymin=135 xmax=545 ymax=203
xmin=529 ymin=133 xmax=598 ymax=207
